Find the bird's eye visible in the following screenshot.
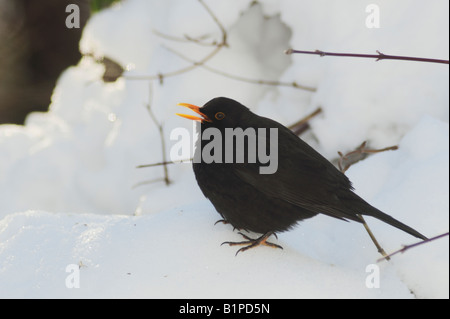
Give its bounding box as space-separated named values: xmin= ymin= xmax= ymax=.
xmin=215 ymin=112 xmax=225 ymax=120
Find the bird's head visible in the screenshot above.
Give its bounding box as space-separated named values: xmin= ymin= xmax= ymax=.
xmin=176 ymin=97 xmax=252 ymax=130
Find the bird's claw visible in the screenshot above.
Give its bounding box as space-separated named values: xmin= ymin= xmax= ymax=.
xmin=221 ymin=232 xmax=283 ymax=256
xmin=214 ymin=219 xmax=228 ymax=226
xmin=214 ymin=219 xmax=241 ymax=231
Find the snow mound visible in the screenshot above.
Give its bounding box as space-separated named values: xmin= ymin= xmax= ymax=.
xmin=0 ymin=0 xmax=448 ymax=298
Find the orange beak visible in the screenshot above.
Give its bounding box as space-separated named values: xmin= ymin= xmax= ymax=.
xmin=176 ymin=103 xmax=212 ymax=123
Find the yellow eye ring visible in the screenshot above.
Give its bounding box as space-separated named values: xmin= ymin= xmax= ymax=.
xmin=215 ymin=112 xmax=225 ymax=120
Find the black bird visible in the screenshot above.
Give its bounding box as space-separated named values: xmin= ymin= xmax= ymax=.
xmin=177 ymin=97 xmax=427 ymax=255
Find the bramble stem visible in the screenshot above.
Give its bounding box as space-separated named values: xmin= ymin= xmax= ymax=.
xmin=285 ymin=49 xmax=449 ymax=65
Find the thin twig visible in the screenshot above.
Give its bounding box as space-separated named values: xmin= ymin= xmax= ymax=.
xmin=162 ymin=45 xmax=316 ymax=92
xmin=138 ymin=108 xmax=322 ymax=170
xmin=152 ymin=29 xmax=219 ymax=47
xmin=337 ymin=142 xmax=398 ymax=259
xmin=137 ymin=158 xmax=192 ymax=168
xmin=129 ymin=1 xmax=317 ymax=92
xmin=288 ymin=107 xmax=322 ymax=135
xmin=377 ymin=232 xmax=449 ymax=262
xmin=339 ymin=156 xmax=389 ymax=260
xmin=125 ymin=45 xmax=223 ymax=82
xmin=288 ymin=112 xmax=390 ymax=258
xmin=200 ymin=64 xmax=316 ymax=91
xmin=285 ymin=49 xmax=449 ymax=65
xmin=125 ymin=0 xmax=227 ymax=82
xmin=198 ymin=0 xmax=227 ymax=45
xmin=338 ymin=141 xmax=398 ymax=173
xmin=145 ymin=82 xmax=171 ymax=186
xmin=359 ymin=214 xmax=390 ymax=261
xmin=132 ymin=177 xmax=170 ymax=189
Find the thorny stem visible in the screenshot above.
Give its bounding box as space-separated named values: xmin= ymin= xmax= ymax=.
xmin=377 ymin=232 xmax=449 ymax=262
xmin=163 ymin=45 xmax=316 ymax=92
xmin=289 ymin=47 xmax=441 ymax=261
xmin=285 ymin=49 xmax=450 ymax=65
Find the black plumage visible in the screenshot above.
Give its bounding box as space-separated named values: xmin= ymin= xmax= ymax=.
xmin=177 ymin=97 xmax=427 ymax=254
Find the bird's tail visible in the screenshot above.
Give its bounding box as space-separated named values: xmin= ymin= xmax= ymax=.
xmin=358 ymin=201 xmax=428 ymax=241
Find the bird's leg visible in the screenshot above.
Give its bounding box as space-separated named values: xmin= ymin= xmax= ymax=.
xmin=221 ymin=232 xmax=283 ymax=256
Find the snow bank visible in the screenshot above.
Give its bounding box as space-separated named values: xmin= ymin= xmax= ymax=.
xmin=0 ymin=0 xmax=448 ymax=298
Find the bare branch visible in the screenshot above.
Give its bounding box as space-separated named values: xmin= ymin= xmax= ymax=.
xmin=198 ymin=0 xmax=227 ymax=45
xmin=162 ymin=45 xmax=316 ymax=92
xmin=128 ymin=2 xmax=318 ymax=92
xmin=125 ymin=44 xmax=223 ymax=81
xmin=288 ymin=107 xmax=322 ymax=135
xmin=337 ymin=144 xmax=395 ymax=260
xmin=338 ymin=141 xmax=398 ymax=173
xmin=137 ymin=158 xmax=192 ymax=168
xmin=152 ymin=29 xmax=219 ymax=47
xmin=132 ymin=177 xmax=171 ymax=189
xmin=285 ymin=49 xmax=449 ymax=65
xmin=138 ymin=108 xmax=322 ymax=170
xmin=358 ymin=214 xmax=390 ymax=261
xmin=144 ymin=82 xmax=171 ymax=186
xmin=125 ymin=0 xmax=227 ymax=82
xmin=377 ymin=232 xmax=449 ymax=262
xmin=338 ymin=141 xmax=447 ymax=262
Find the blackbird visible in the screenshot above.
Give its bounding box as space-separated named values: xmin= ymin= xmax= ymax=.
xmin=177 ymin=97 xmax=427 ymax=255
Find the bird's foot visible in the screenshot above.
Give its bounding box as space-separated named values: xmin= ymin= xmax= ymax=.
xmin=221 ymin=232 xmax=283 ymax=256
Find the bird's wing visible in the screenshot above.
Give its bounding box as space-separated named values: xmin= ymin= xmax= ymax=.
xmin=232 ymin=118 xmax=360 ymax=221
xmin=230 ymin=115 xmax=429 ymax=240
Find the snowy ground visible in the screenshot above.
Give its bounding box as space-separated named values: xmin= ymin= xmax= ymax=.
xmin=0 ymin=0 xmax=448 ymax=299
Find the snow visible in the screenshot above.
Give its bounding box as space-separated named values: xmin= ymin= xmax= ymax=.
xmin=0 ymin=0 xmax=448 ymax=298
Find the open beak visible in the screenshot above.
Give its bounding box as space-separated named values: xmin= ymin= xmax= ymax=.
xmin=176 ymin=103 xmax=212 ymax=123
